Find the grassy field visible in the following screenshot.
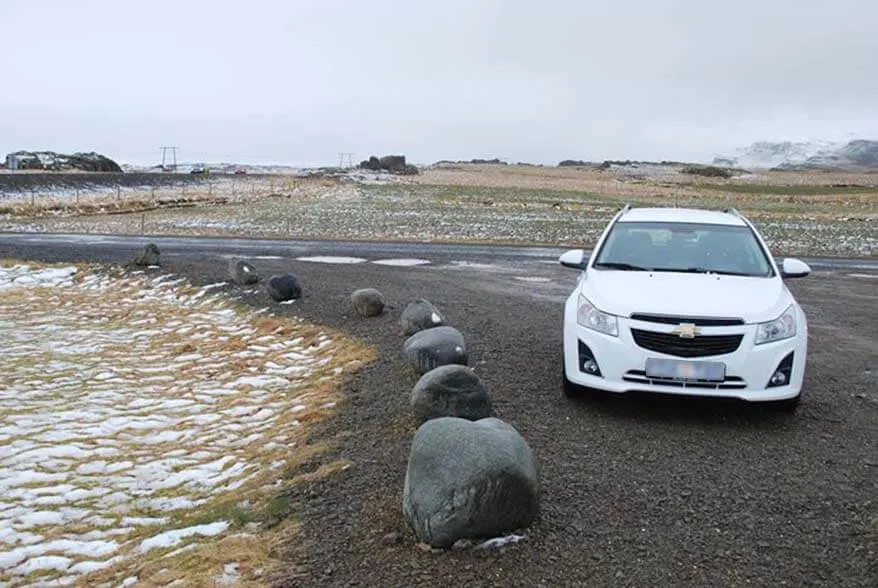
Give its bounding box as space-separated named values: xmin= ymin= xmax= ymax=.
xmin=1 ymin=164 xmax=875 ymax=257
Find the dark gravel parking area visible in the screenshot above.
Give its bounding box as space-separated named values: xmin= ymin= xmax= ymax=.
xmin=1 ymin=240 xmax=875 ymax=587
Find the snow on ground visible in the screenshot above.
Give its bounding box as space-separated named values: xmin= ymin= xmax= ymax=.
xmin=371 ymin=258 xmax=431 ymax=267
xmin=0 ymin=263 xmax=350 ymax=584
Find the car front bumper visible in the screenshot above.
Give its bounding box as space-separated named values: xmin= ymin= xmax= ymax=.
xmin=562 ymin=297 xmax=807 ymax=402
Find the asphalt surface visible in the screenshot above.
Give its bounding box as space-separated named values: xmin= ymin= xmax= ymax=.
xmin=1 ymin=234 xmax=875 ymax=587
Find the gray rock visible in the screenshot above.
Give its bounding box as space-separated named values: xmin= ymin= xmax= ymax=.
xmin=228 ymin=259 xmax=259 ymax=286
xmin=411 ymin=365 xmax=491 ymax=423
xmin=403 ymin=417 xmax=539 ymax=548
xmin=351 ymin=288 xmax=385 ymax=317
xmin=380 ymin=532 xmax=400 ymax=546
xmin=400 ymin=299 xmax=446 ymax=336
xmin=133 ymin=243 xmax=160 ymax=266
xmin=266 ymin=274 xmax=302 ymax=302
xmin=403 ymin=326 xmax=467 ymax=375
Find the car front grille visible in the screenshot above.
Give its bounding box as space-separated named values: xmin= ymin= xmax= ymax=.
xmin=623 ymin=370 xmax=747 ymax=390
xmin=630 ymin=328 xmax=743 ymax=358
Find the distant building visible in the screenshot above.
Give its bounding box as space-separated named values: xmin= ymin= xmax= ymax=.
xmin=5 ymin=153 xmax=21 ymax=170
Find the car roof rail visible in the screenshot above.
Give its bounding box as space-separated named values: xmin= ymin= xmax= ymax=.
xmin=724 ymin=207 xmax=742 ymax=217
xmin=620 ymin=203 xmax=632 ymax=214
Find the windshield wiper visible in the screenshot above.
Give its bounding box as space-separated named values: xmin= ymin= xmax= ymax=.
xmin=593 ymin=262 xmax=651 ymax=271
xmin=654 ymin=267 xmax=755 ymax=277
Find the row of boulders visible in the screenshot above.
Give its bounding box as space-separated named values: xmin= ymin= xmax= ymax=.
xmin=130 ymin=244 xmax=539 ymax=550
xmin=396 ymin=299 xmax=539 ymax=548
xmin=132 ymin=245 xmax=305 ymax=303
xmin=230 ymin=259 xmax=303 ymax=302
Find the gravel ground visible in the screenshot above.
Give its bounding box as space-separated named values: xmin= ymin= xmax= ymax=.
xmin=2 ymin=240 xmax=875 ymax=587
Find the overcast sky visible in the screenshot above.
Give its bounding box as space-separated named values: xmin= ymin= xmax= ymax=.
xmin=2 ymin=0 xmax=876 ymax=166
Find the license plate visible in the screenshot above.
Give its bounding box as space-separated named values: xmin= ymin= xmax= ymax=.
xmin=645 ymin=358 xmax=726 ymax=382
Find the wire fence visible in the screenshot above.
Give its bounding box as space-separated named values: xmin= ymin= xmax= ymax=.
xmin=0 ymin=176 xmax=304 ymax=214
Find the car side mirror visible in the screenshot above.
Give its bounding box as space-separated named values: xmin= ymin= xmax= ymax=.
xmin=559 ymin=249 xmax=587 ymax=270
xmin=781 ymin=258 xmax=810 ymax=278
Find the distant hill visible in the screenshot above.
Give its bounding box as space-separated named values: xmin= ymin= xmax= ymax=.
xmin=714 ymin=140 xmax=878 ymax=171
xmin=5 ymin=151 xmax=122 ymax=172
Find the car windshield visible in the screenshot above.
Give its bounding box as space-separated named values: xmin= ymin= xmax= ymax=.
xmin=592 ymin=221 xmax=774 ymax=277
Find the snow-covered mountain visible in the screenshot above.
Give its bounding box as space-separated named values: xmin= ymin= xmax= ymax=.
xmin=714 ymin=140 xmax=878 ymax=170
xmin=713 ymin=141 xmax=838 ymax=169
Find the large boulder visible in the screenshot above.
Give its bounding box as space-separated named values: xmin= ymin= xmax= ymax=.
xmin=351 ymin=288 xmax=385 ymax=317
xmin=403 ymin=326 xmax=467 ymax=375
xmin=411 ymin=365 xmax=491 ymax=423
xmin=266 ymin=274 xmax=302 ymax=302
xmin=403 ymin=417 xmax=539 ymax=548
xmin=400 ymin=299 xmax=445 ymax=336
xmin=133 ymin=243 xmax=160 ymax=266
xmin=228 ymin=259 xmax=259 ymax=286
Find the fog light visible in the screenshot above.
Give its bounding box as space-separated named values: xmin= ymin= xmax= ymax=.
xmin=582 ymin=359 xmax=599 ymax=374
xmin=769 ymin=371 xmax=787 ymax=386
xmin=766 ymin=352 xmax=794 ymax=388
xmin=577 ymin=340 xmax=603 ymax=378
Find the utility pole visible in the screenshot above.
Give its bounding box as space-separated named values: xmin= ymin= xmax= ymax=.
xmin=160 ymin=146 xmax=178 ymax=172
xmin=338 ymin=152 xmax=354 ymax=169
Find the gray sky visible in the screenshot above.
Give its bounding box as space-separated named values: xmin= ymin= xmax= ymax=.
xmin=2 ymin=0 xmax=876 ymax=166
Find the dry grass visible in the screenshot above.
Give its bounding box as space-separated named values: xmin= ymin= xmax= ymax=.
xmin=0 ymin=262 xmax=378 ymax=586
xmin=1 ymin=164 xmax=874 ymax=256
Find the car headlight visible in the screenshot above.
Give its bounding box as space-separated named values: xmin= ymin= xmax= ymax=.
xmin=577 ymin=294 xmax=618 ymax=337
xmin=755 ymin=304 xmax=797 ymax=345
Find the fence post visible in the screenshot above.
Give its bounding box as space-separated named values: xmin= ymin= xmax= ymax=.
xmin=31 ymin=190 xmax=35 ymax=207
xmin=183 ymin=184 xmax=187 ymax=197
xmin=116 ymin=187 xmax=120 ymax=201
xmin=151 ymin=186 xmax=156 ymax=204
xmin=75 ymin=189 xmax=80 ymax=204
xmin=141 ymin=213 xmax=145 ymax=235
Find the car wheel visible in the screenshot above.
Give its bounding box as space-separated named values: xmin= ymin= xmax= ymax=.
xmin=768 ymin=394 xmax=801 ymax=413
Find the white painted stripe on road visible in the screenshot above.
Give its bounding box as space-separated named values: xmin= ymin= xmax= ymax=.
xmin=296 ymin=256 xmax=367 ymax=264
xmin=372 ymin=259 xmax=431 ymax=267
xmin=847 ymin=273 xmax=878 ymax=279
xmin=515 ymin=276 xmax=552 ymax=283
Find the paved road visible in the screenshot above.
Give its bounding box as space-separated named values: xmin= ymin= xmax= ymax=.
xmin=1 ymin=233 xmax=876 ymax=586
xmin=0 ymin=232 xmax=877 ymax=272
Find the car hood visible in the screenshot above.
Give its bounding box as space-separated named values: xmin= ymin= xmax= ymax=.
xmin=581 ymin=270 xmax=791 ymax=323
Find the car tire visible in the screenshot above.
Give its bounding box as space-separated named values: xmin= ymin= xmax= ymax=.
xmin=562 ymin=355 xmax=587 ymax=399
xmin=768 ymin=393 xmax=801 ymax=413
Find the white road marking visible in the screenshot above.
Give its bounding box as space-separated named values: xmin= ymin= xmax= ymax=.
xmin=372 ymin=258 xmax=431 ymax=266
xmin=296 ymin=256 xmax=367 ymax=264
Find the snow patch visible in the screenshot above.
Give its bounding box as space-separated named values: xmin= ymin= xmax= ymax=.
xmin=371 ymin=258 xmax=431 ymax=267
xmin=477 ymin=534 xmax=525 ymax=549
xmin=138 ymin=522 xmax=229 ymax=554
xmin=296 ymin=256 xmax=367 ymax=264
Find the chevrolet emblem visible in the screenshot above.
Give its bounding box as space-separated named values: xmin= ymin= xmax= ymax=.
xmin=673 ymin=323 xmax=699 ymax=339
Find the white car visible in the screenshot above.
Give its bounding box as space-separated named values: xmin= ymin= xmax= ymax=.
xmin=561 ymin=205 xmax=810 ymax=410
